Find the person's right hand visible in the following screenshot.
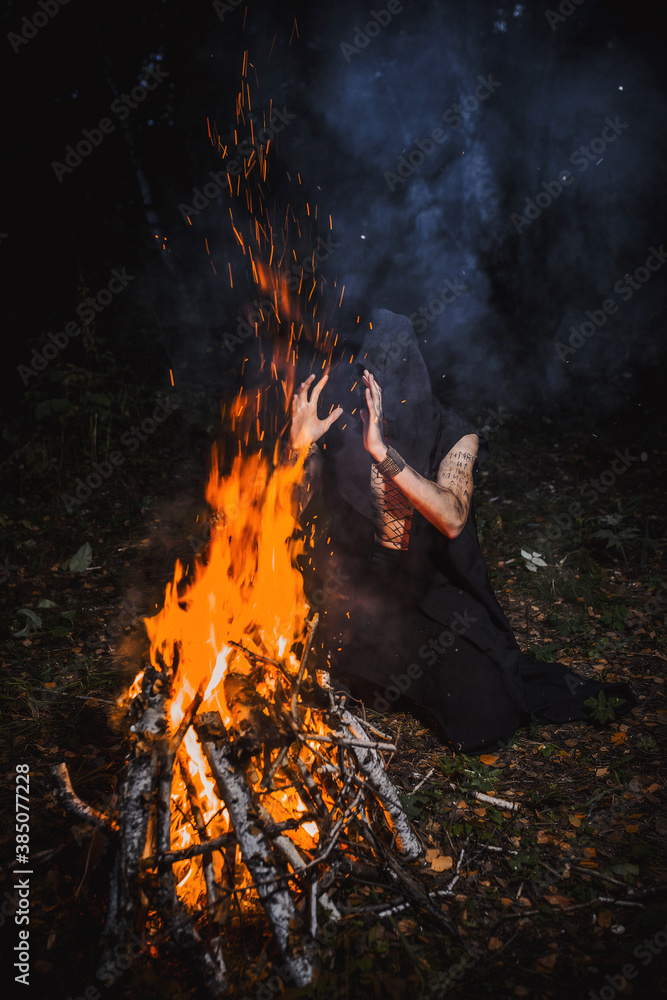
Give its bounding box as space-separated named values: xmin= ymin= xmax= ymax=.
xmin=289 ymin=373 xmax=342 ymax=451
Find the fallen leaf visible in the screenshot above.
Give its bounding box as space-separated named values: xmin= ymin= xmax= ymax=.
xmin=536 ymin=952 xmax=558 ymax=973
xmin=598 ymin=909 xmax=613 ymax=928
xmin=625 ymin=824 xmax=640 ymax=834
xmin=611 ymin=732 xmax=627 ymax=744
xmin=480 ymin=754 xmax=498 ymax=766
xmin=488 ymin=937 xmax=503 ymax=950
xmin=514 ymin=988 xmax=530 ymax=997
xmin=397 ymin=918 xmax=416 ymax=934
xmin=543 ymin=894 xmax=573 ymax=907
xmin=431 ymin=855 xmax=454 ymax=873
xmin=596 ymin=767 xmax=609 ymax=777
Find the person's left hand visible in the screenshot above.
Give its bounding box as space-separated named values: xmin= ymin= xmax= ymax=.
xmin=360 ymin=369 xmax=387 ymax=462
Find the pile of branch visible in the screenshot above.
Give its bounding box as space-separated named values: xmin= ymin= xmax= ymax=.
xmin=50 ymin=617 xmax=424 ymax=997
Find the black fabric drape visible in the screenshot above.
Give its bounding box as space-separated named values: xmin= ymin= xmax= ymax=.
xmin=305 ymin=310 xmax=636 ymax=752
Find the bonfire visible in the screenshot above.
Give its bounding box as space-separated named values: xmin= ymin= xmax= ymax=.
xmin=49 ymin=50 xmax=429 ymax=996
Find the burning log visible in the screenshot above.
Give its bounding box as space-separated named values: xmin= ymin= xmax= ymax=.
xmin=49 ymin=426 xmax=443 ymax=998
xmin=50 ymin=618 xmax=431 ymax=995
xmin=195 ymin=712 xmax=316 ymax=988
xmin=97 ymin=658 xmax=165 ymax=979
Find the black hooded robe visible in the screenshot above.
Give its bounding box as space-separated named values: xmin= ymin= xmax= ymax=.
xmin=304 ymin=310 xmax=636 ymax=753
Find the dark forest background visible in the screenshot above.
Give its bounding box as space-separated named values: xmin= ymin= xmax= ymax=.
xmin=1 ymin=0 xmax=665 ymax=450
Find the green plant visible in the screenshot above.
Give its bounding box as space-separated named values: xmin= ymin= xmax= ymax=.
xmin=528 ymin=641 xmax=562 ymax=662
xmin=636 ymin=733 xmax=658 ymax=753
xmin=589 ymin=509 xmax=641 ymax=567
xmin=584 ymin=690 xmax=625 ymax=724
xmin=599 ymin=603 xmax=629 ymax=629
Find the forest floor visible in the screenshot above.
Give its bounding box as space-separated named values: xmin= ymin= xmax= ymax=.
xmin=0 ymin=395 xmax=665 ymax=1000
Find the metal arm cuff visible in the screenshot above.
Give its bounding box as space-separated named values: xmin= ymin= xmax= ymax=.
xmin=374 ymin=445 xmax=406 ymax=478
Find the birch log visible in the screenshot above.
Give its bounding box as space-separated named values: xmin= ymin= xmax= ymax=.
xmin=338 ymin=709 xmax=422 ymax=861
xmin=195 ymin=713 xmax=316 ymax=988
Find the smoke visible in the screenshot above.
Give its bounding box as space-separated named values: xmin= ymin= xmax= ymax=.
xmin=192 ymin=0 xmax=665 ymax=413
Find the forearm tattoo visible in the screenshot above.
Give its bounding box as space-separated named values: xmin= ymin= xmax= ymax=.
xmin=436 ymin=448 xmax=475 ymax=524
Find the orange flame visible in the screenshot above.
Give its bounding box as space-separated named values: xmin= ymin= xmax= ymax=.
xmin=125 ymin=48 xmax=349 ymax=912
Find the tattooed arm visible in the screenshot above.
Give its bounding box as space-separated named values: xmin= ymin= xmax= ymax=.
xmin=360 ymin=370 xmax=477 ymax=539
xmin=373 ymin=434 xmax=478 ymax=540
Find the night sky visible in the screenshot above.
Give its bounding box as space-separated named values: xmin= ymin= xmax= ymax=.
xmin=2 ymin=0 xmax=666 ymax=422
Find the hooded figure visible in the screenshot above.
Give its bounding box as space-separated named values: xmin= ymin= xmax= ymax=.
xmin=291 ymin=309 xmax=635 ymax=752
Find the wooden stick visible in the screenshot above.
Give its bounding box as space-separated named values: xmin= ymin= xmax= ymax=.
xmin=473 ymin=791 xmax=519 ymax=811
xmin=140 ymin=832 xmax=234 ymax=869
xmin=298 ymin=732 xmax=397 ymax=752
xmin=350 ymin=718 xmax=395 ymax=743
xmin=291 ymin=755 xmax=327 ymax=817
xmin=228 ymin=640 xmax=281 ymax=669
xmin=411 ymin=768 xmax=435 ymax=794
xmin=338 ymin=709 xmax=422 ymax=861
xmin=178 ymin=756 xmax=227 ymax=977
xmin=291 ymin=614 xmax=319 ymax=721
xmin=259 ymin=744 xmax=290 ymax=791
xmin=256 ymin=802 xmax=309 ymax=872
xmin=170 ymin=683 xmax=206 ymax=754
xmin=49 ymin=763 xmax=118 ymax=837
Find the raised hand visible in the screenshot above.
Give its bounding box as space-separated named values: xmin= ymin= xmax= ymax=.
xmin=289 ymin=373 xmax=342 ymax=451
xmin=360 ymin=369 xmax=387 ymax=461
